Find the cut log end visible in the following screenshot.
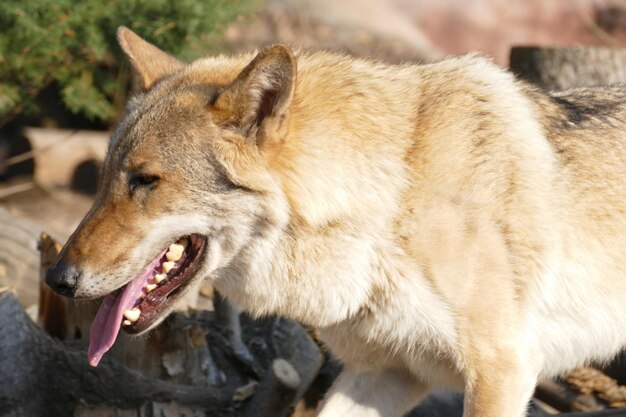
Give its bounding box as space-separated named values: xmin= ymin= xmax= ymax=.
xmin=510 ymin=46 xmax=626 ymax=91
xmin=272 ymin=358 xmax=301 ymax=390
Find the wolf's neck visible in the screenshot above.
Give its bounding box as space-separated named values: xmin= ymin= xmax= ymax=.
xmin=214 ymin=214 xmax=384 ymax=327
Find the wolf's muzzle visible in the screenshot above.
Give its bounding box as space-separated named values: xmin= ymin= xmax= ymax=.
xmin=45 ymin=260 xmax=82 ymax=297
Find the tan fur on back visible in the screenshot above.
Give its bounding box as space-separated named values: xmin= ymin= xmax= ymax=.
xmin=59 ymin=30 xmax=626 ymax=417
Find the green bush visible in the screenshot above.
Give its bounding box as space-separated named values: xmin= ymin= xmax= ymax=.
xmin=0 ymin=0 xmax=258 ymax=126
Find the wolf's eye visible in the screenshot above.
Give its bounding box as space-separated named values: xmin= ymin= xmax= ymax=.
xmin=128 ymin=173 xmax=159 ymax=194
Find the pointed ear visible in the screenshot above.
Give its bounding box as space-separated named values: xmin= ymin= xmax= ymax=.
xmin=117 ymin=26 xmax=184 ymax=90
xmin=215 ymin=44 xmax=296 ymax=143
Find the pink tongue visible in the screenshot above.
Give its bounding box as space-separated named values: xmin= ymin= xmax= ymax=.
xmin=87 ymin=249 xmax=167 ymax=367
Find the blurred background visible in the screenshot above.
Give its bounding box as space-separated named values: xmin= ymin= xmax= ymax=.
xmin=2 ymin=2 xmax=626 ymax=415
xmin=2 ymin=0 xmax=626 ymax=240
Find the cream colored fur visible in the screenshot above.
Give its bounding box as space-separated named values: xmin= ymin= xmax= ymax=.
xmin=56 ymin=28 xmax=626 ymax=417
xmin=208 ymin=51 xmax=626 ymax=417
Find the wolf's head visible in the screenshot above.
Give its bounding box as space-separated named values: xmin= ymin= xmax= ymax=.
xmin=45 ymin=28 xmax=295 ymax=365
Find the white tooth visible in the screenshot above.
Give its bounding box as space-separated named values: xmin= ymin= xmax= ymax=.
xmin=178 ymin=239 xmax=188 ymax=249
xmin=122 ymin=320 xmax=131 ymax=326
xmin=172 ymin=242 xmax=186 ymax=251
xmin=166 ymin=251 xmax=181 ymax=262
xmin=123 ymin=308 xmax=141 ymax=322
xmin=166 ymin=243 xmax=184 ymax=262
xmin=155 ymin=273 xmax=167 ymax=284
xmin=145 ymin=283 xmax=157 ymax=292
xmin=162 ymin=261 xmax=176 ymax=273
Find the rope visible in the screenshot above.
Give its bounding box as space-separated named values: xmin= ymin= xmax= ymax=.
xmin=566 ymin=367 xmax=626 ymax=408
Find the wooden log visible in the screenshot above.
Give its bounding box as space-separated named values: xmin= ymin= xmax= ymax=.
xmin=535 ymin=379 xmax=605 ymax=413
xmin=510 ymin=46 xmax=626 ymax=90
xmin=242 ymin=358 xmax=300 ymax=417
xmin=269 ymin=318 xmax=324 ymax=401
xmin=0 ymin=207 xmax=42 ymax=307
xmin=214 ymin=292 xmax=261 ymax=377
xmin=0 ymin=292 xmax=233 ymax=417
xmin=208 ymin=297 xmax=326 ymax=415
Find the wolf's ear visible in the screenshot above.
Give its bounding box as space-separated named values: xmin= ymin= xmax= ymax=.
xmin=117 ymin=26 xmax=184 ymax=90
xmin=215 ymin=44 xmax=296 ymax=144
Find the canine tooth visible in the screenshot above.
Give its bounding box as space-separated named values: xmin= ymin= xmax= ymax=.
xmin=162 ymin=261 xmax=176 ymax=273
xmin=123 ymin=308 xmax=140 ymax=322
xmin=145 ymin=283 xmax=157 ymax=292
xmin=166 ymin=243 xmax=185 ymax=262
xmin=155 ymin=273 xmax=167 ymax=284
xmin=122 ymin=320 xmax=131 ymax=326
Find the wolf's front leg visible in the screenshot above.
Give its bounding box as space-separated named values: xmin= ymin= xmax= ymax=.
xmin=463 ymin=350 xmax=539 ymax=417
xmin=316 ymin=367 xmax=429 ymax=417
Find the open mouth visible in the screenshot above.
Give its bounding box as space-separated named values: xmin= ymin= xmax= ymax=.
xmin=87 ymin=234 xmax=207 ymax=367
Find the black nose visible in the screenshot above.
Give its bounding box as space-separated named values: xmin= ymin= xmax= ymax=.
xmin=45 ymin=260 xmax=81 ymax=297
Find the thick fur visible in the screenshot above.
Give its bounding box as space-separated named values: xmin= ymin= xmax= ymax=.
xmin=54 ymin=27 xmax=626 ymax=417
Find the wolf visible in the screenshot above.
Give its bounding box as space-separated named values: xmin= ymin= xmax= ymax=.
xmin=45 ymin=26 xmax=626 ymax=417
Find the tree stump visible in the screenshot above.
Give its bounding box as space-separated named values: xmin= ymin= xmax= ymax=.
xmin=510 ymin=46 xmax=626 ymax=90
xmin=0 ymin=207 xmax=42 ymax=307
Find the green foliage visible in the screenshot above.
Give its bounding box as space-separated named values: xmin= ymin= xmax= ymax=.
xmin=0 ymin=0 xmax=258 ymax=125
